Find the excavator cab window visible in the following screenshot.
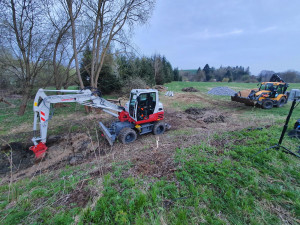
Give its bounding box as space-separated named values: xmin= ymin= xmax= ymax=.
xmin=259 ymin=84 xmax=265 ymax=91
xmin=136 ymin=92 xmax=156 ymax=121
xmin=129 ymin=93 xmax=137 ymax=118
xmin=260 ymin=83 xmax=274 ymax=91
xmin=277 ymin=85 xmax=283 ymax=94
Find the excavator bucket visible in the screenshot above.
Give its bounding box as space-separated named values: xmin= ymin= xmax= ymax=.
xmin=99 ymin=122 xmax=115 ymax=146
xmin=29 ymin=142 xmax=48 ymax=159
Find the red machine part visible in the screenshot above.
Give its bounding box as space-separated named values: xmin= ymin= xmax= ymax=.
xmin=118 ymin=110 xmax=164 ymax=124
xmin=29 ymin=142 xmax=48 ymax=159
xmin=118 ymin=110 xmax=134 ymax=123
xmin=135 ymin=111 xmax=164 ymax=125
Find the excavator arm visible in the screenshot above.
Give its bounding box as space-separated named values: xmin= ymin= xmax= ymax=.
xmin=30 ymin=88 xmax=124 ymax=158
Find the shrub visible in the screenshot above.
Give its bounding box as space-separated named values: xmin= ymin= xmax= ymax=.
xmin=120 ymin=77 xmax=148 ymax=95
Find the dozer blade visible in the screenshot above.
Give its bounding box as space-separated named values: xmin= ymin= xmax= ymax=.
xmin=99 ymin=122 xmax=114 ymax=146
xmin=231 ymin=95 xmax=255 ymax=106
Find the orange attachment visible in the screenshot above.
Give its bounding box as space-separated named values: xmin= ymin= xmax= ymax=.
xmin=29 ymin=142 xmax=48 ymax=159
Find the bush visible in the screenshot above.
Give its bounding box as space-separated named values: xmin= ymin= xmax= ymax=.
xmin=120 ymin=77 xmax=148 ymax=95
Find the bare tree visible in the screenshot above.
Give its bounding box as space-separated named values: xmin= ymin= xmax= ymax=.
xmin=43 ymin=0 xmax=72 ymax=90
xmin=82 ymin=0 xmax=155 ymax=88
xmin=0 ymin=0 xmax=54 ymax=115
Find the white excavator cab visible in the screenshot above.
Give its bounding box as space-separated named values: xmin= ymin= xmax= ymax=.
xmin=125 ymin=89 xmax=163 ymax=122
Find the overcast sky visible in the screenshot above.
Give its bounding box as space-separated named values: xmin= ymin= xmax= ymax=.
xmin=133 ymin=0 xmax=300 ymax=75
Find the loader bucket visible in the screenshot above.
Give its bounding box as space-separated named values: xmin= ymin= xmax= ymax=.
xmin=231 ymin=89 xmax=257 ymax=106
xmin=231 ymin=94 xmax=255 ymax=106
xmin=99 ymin=122 xmax=115 ymax=146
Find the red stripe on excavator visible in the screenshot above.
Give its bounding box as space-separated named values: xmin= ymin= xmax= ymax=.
xmin=41 ymin=117 xmax=45 ymax=122
xmin=40 ymin=111 xmax=45 ymax=116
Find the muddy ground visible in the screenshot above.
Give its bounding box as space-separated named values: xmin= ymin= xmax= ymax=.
xmin=0 ymin=92 xmax=271 ymax=183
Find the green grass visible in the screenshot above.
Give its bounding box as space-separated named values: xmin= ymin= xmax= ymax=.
xmin=1 ymin=124 xmax=299 ymax=224
xmin=0 ymin=164 xmax=94 ymax=224
xmin=80 ymin=125 xmax=300 ymax=224
xmin=164 ymin=81 xmax=300 ymax=120
xmin=165 ymin=81 xmax=300 ymax=93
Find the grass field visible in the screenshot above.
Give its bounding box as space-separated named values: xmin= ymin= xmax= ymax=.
xmin=0 ymin=82 xmax=300 ymax=224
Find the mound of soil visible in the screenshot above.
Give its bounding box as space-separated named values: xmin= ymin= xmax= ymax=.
xmin=185 ymin=107 xmax=208 ymax=115
xmin=154 ymin=85 xmax=168 ymax=92
xmin=185 ymin=107 xmax=225 ymax=124
xmin=182 ymin=87 xmax=199 ymax=92
xmin=164 ymin=108 xmax=227 ymax=130
xmin=203 ymin=114 xmax=225 ymax=123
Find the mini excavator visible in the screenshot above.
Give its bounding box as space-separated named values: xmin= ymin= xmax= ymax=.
xmin=30 ymin=88 xmax=170 ymax=159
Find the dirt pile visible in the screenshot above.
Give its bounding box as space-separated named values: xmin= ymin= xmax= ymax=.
xmin=207 ymin=86 xmax=237 ymax=96
xmin=182 ymin=87 xmax=199 ymax=92
xmin=203 ymin=114 xmax=225 ymax=123
xmin=165 ymin=107 xmax=227 ymax=130
xmin=185 ymin=107 xmax=208 ymax=115
xmin=185 ymin=107 xmax=226 ymax=124
xmin=154 ymin=85 xmax=168 ymax=92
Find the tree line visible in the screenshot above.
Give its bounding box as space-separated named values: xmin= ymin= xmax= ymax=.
xmin=180 ymin=64 xmax=256 ymax=83
xmin=180 ymin=64 xmax=300 ymax=83
xmin=0 ymin=0 xmax=156 ymax=115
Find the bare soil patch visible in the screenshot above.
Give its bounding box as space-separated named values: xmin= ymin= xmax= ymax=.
xmin=182 ymin=87 xmax=199 ymax=92
xmin=0 ymin=142 xmax=34 ymax=175
xmin=57 ymin=180 xmax=95 ymax=209
xmin=0 ymin=133 xmax=96 ymax=179
xmin=185 ymin=107 xmax=209 ymax=115
xmin=129 ymin=150 xmax=176 ymax=179
xmin=165 ymin=107 xmax=227 ymax=130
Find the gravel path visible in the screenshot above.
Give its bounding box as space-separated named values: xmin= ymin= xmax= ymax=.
xmin=207 ymin=86 xmax=237 ymax=96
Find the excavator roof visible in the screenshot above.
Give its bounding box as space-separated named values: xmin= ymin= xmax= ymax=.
xmin=131 ymin=89 xmax=158 ymax=94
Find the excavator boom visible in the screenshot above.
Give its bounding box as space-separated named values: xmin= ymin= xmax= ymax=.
xmin=31 ymin=88 xmax=124 ymax=158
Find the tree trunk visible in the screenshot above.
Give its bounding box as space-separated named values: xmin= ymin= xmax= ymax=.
xmin=17 ymin=87 xmax=31 ymax=115
xmin=67 ymin=0 xmax=84 ymax=89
